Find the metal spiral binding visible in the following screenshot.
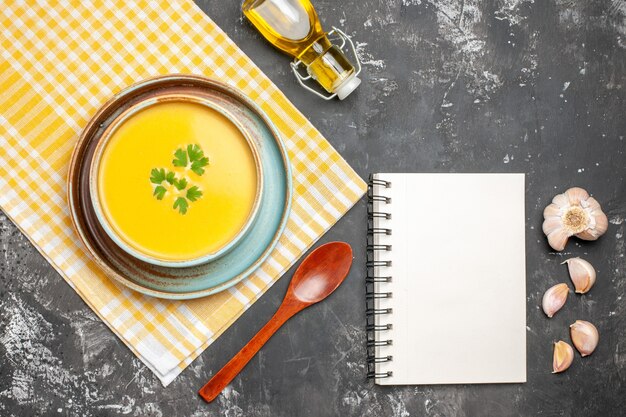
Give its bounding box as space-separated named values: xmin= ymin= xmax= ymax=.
xmin=366 ymin=175 xmax=393 ymax=379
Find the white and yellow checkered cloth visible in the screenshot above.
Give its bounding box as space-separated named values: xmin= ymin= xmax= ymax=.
xmin=0 ymin=0 xmax=366 ymax=385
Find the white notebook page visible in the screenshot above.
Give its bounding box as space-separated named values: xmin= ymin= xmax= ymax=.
xmin=372 ymin=173 xmax=526 ymax=385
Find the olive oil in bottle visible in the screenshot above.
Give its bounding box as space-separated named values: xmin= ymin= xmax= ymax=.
xmin=242 ymin=0 xmax=361 ymax=99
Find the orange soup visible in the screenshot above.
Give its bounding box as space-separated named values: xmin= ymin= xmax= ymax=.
xmin=96 ymin=101 xmax=259 ymax=262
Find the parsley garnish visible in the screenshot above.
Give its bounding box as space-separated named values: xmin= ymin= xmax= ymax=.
xmin=186 ymin=186 xmax=202 ymax=202
xmin=172 ymin=148 xmax=188 ymax=168
xmin=153 ymin=185 xmax=167 ymax=200
xmin=165 ymin=171 xmax=176 ymax=184
xmin=187 ymin=144 xmax=203 ymax=162
xmin=187 ymin=144 xmax=209 ymax=175
xmin=150 ymin=144 xmax=209 ymax=215
xmin=173 ymin=177 xmax=188 ymax=190
xmin=150 ymin=168 xmax=166 ymax=184
xmin=173 ymin=197 xmax=189 ymax=214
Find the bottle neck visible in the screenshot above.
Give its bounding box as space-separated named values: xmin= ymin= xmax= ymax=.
xmin=297 ymin=34 xmax=332 ymax=64
xmin=299 ymin=35 xmax=356 ymax=94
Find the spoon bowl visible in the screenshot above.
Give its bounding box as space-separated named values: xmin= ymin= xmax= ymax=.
xmin=199 ymin=241 xmax=353 ymax=402
xmin=288 ymin=241 xmax=352 ymax=304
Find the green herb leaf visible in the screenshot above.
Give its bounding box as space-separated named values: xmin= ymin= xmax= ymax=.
xmin=173 ymin=177 xmax=188 ymax=191
xmin=173 ymin=197 xmax=189 ymax=214
xmin=186 ymin=186 xmax=203 ymax=202
xmin=172 ymin=148 xmax=188 ymax=167
xmin=150 ymin=168 xmax=166 ymax=184
xmin=186 ymin=144 xmax=209 ymax=175
xmin=153 ymin=185 xmax=167 ymax=200
xmin=187 ymin=144 xmax=203 ymax=162
xmin=191 ymin=157 xmax=209 ymax=175
xmin=165 ymin=170 xmax=176 ymax=184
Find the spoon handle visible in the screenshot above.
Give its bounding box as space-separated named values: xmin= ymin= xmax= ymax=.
xmin=198 ymin=306 xmax=297 ymax=402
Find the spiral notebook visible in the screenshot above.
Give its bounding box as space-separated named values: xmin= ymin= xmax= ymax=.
xmin=366 ymin=173 xmax=526 ymax=385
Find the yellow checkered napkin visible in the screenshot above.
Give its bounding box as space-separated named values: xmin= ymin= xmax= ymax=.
xmin=0 ymin=0 xmax=366 ymax=385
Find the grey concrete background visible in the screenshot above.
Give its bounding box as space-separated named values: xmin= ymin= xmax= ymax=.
xmin=1 ymin=0 xmax=625 ymax=416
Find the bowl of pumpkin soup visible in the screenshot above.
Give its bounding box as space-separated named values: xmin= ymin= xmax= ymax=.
xmin=89 ymin=94 xmax=263 ymax=268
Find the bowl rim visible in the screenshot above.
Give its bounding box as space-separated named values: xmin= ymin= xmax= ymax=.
xmin=88 ymin=93 xmax=265 ymax=268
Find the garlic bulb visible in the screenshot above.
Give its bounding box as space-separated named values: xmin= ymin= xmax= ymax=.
xmin=552 ymin=340 xmax=574 ymax=373
xmin=542 ymin=283 xmax=569 ymax=318
xmin=570 ymin=320 xmax=599 ymax=356
xmin=542 ymin=187 xmax=608 ymax=251
xmin=563 ymin=258 xmax=596 ymax=294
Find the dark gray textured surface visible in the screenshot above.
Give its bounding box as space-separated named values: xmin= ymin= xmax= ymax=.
xmin=1 ymin=0 xmax=625 ymax=416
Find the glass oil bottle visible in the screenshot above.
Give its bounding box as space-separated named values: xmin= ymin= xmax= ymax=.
xmin=242 ymin=0 xmax=361 ymax=100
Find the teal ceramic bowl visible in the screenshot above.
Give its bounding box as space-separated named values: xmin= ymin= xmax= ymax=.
xmin=68 ymin=74 xmax=292 ymax=299
xmin=88 ymin=93 xmax=264 ymax=268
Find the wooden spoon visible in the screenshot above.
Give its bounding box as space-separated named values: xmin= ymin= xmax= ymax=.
xmin=198 ymin=241 xmax=353 ymax=403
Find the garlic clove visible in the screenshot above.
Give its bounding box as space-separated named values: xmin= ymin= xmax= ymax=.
xmin=552 ymin=340 xmax=574 ymax=373
xmin=542 ymin=283 xmax=569 ymax=318
xmin=594 ymin=211 xmax=609 ymax=236
xmin=570 ymin=320 xmax=599 ymax=357
xmin=598 ymin=213 xmax=609 ymax=231
xmin=543 ymin=203 xmax=561 ymax=219
xmin=575 ymin=229 xmax=595 ymax=241
xmin=547 ymin=228 xmax=570 ymax=252
xmin=582 ymin=196 xmax=602 ymax=211
xmin=562 ymin=258 xmax=596 ymax=293
xmin=542 ymin=215 xmax=563 ymax=235
xmin=565 ymin=187 xmax=589 ymax=204
xmin=552 ymin=192 xmax=569 ymax=207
